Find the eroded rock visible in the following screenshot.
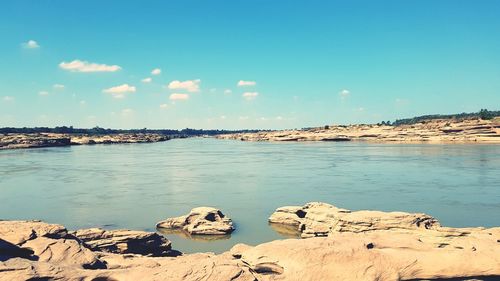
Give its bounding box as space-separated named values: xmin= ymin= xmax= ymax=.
xmin=156 ymin=207 xmax=234 ymax=235
xmin=269 ymin=202 xmax=440 ymax=238
xmin=72 ymin=228 xmax=174 ymax=256
xmin=1 ymin=207 xmax=499 ymax=281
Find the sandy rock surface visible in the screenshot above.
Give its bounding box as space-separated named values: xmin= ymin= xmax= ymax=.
xmin=156 ymin=207 xmax=235 ymax=235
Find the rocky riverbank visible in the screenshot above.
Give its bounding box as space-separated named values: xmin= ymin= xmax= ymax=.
xmin=0 ymin=133 xmax=170 ymax=150
xmin=217 ymin=117 xmax=500 ymax=143
xmin=1 ymin=203 xmax=499 ymax=280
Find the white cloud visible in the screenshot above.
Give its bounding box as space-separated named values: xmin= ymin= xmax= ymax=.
xmin=167 ymin=79 xmax=201 ymax=92
xmin=103 ymin=84 xmax=136 ymax=99
xmin=2 ymin=96 xmax=14 ymax=102
xmin=239 ymin=116 xmax=249 ymax=120
xmin=22 ymin=40 xmax=39 ymax=49
xmin=339 ymin=89 xmax=350 ymax=98
xmin=159 ymin=103 xmax=169 ymax=109
xmin=395 ymin=98 xmax=410 ymax=107
xmin=237 ymin=80 xmax=256 ymax=87
xmin=169 ymin=93 xmax=189 ymax=101
xmin=220 ymin=115 xmax=227 ymax=120
xmin=121 ymin=108 xmax=134 ymax=116
xmin=242 ymin=92 xmax=259 ymax=100
xmin=209 ymin=88 xmax=217 ymax=93
xmin=151 ymin=68 xmax=161 ymax=75
xmin=53 ymin=84 xmax=65 ymax=89
xmin=357 ymin=107 xmax=365 ymax=112
xmin=224 ymin=89 xmax=232 ymax=95
xmin=141 ymin=77 xmax=152 ymax=83
xmin=38 ymin=91 xmax=49 ymax=96
xmin=80 ymin=100 xmax=87 ymax=105
xmin=59 ymin=60 xmax=121 ymax=73
xmin=276 ymin=116 xmax=284 ymax=120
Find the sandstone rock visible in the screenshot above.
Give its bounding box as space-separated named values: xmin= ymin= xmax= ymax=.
xmin=156 ymin=207 xmax=234 ymax=235
xmin=0 ymin=133 xmax=170 ymax=150
xmin=269 ymin=202 xmax=440 ymax=238
xmin=72 ymin=228 xmax=174 ymax=256
xmin=23 ymin=236 xmax=105 ymax=269
xmin=216 ymin=117 xmax=500 ymax=143
xmin=0 ymin=239 xmax=35 ymax=261
xmin=1 ymin=209 xmax=499 ymax=280
xmin=0 ymin=220 xmax=69 ymax=245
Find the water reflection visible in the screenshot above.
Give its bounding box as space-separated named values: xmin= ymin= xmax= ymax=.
xmin=157 ymin=228 xmax=232 ymax=242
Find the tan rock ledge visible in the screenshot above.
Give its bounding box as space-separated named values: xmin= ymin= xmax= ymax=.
xmin=1 ymin=206 xmax=499 ymax=280
xmin=156 ymin=207 xmax=235 ymax=235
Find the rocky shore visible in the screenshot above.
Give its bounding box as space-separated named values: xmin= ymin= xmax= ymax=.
xmin=217 ymin=118 xmax=500 ymax=143
xmin=1 ymin=203 xmax=499 ymax=280
xmin=0 ymin=133 xmax=170 ymax=150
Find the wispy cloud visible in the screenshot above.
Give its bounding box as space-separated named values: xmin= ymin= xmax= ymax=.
xmin=38 ymin=91 xmax=49 ymax=96
xmin=141 ymin=77 xmax=152 ymax=83
xmin=59 ymin=60 xmax=121 ymax=73
xmin=169 ymin=93 xmax=189 ymax=101
xmin=2 ymin=96 xmax=14 ymax=102
xmin=121 ymin=108 xmax=134 ymax=116
xmin=22 ymin=40 xmax=39 ymax=49
xmin=224 ymin=89 xmax=232 ymax=95
xmin=53 ymin=84 xmax=65 ymax=89
xmin=339 ymin=89 xmax=350 ymax=99
xmin=151 ymin=68 xmax=161 ymax=75
xmin=242 ymin=92 xmax=259 ymax=100
xmin=103 ymin=84 xmax=136 ymax=99
xmin=159 ymin=103 xmax=169 ymax=109
xmin=167 ymin=79 xmax=201 ymax=92
xmin=237 ymin=80 xmax=256 ymax=87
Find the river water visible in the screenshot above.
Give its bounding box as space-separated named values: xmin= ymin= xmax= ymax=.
xmin=1 ymin=138 xmax=499 ymax=253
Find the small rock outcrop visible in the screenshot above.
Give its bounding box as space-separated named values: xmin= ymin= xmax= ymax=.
xmin=71 ymin=228 xmax=174 ymax=256
xmin=269 ymin=202 xmax=440 ymax=238
xmin=156 ymin=207 xmax=234 ymax=235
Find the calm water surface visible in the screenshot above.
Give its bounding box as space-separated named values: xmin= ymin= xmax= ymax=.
xmin=1 ymin=138 xmax=499 ymax=253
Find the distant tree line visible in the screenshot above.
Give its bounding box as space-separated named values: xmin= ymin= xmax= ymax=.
xmin=390 ymin=109 xmax=499 ymax=126
xmin=0 ymin=126 xmax=261 ymax=136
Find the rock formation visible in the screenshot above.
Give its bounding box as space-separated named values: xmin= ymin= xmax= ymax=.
xmin=0 ymin=133 xmax=170 ymax=150
xmin=71 ymin=228 xmax=175 ymax=256
xmin=156 ymin=207 xmax=234 ymax=235
xmin=268 ymin=202 xmax=440 ymax=238
xmin=217 ymin=117 xmax=500 ymax=143
xmin=1 ymin=205 xmax=499 ymax=280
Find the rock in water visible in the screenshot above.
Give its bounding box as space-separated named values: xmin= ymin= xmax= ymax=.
xmin=71 ymin=228 xmax=174 ymax=256
xmin=156 ymin=207 xmax=234 ymax=235
xmin=1 ymin=212 xmax=499 ymax=280
xmin=269 ymin=202 xmax=440 ymax=238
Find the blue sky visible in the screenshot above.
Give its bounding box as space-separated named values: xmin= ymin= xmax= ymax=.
xmin=1 ymin=0 xmax=499 ymax=129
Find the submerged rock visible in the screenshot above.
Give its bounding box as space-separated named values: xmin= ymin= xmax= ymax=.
xmin=268 ymin=202 xmax=440 ymax=238
xmin=156 ymin=207 xmax=234 ymax=235
xmin=71 ymin=228 xmax=174 ymax=257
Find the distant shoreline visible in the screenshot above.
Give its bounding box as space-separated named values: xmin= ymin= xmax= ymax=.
xmin=0 ymin=133 xmax=171 ymax=150
xmin=217 ymin=117 xmax=500 ymax=144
